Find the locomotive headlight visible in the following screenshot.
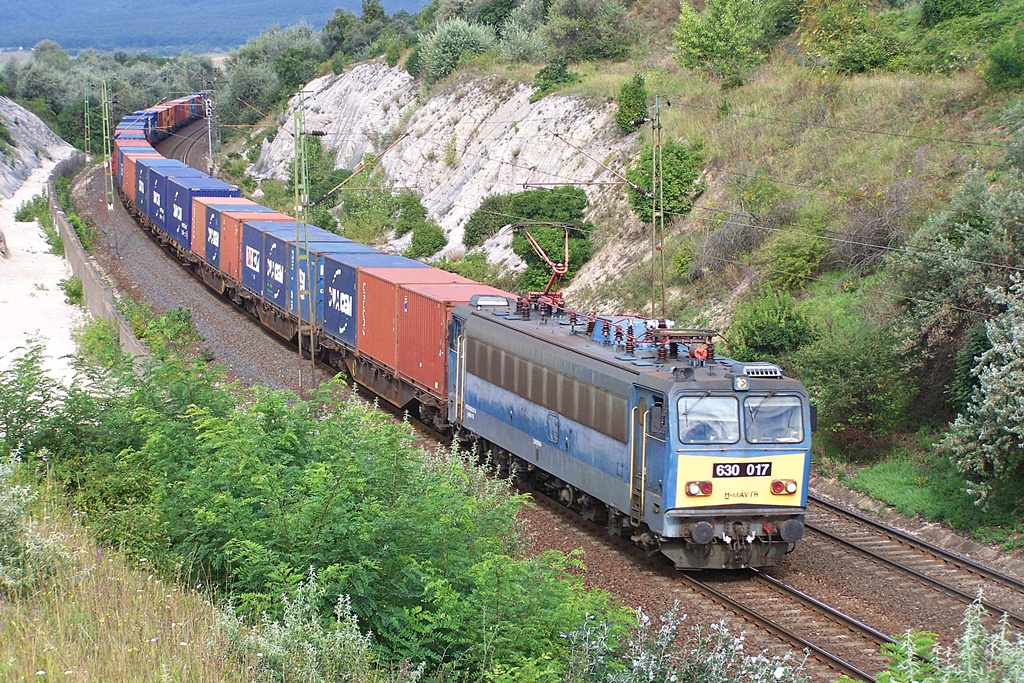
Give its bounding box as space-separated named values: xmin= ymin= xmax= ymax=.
xmin=686 ymin=481 xmax=712 ymax=496
xmin=771 ymin=479 xmax=797 ymax=495
xmin=785 ymin=480 xmax=797 ymax=494
xmin=687 ymin=482 xmax=701 ymax=496
xmin=733 ymin=375 xmax=749 ymax=391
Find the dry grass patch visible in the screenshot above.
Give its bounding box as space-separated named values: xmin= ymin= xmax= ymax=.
xmin=0 ymin=486 xmax=254 ymax=682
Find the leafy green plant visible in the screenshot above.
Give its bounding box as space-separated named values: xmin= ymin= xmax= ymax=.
xmin=436 ymin=252 xmax=515 ymax=289
xmin=762 ymin=233 xmax=827 ymax=291
xmin=919 ymin=0 xmax=995 ymax=27
xmin=851 ymin=600 xmax=1024 ymax=682
xmin=943 ymin=277 xmax=1024 ymax=497
xmin=541 ymin=0 xmax=634 ymax=63
xmin=625 ymin=137 xmax=706 ymax=224
xmin=726 ymin=286 xmax=816 ymax=363
xmin=530 ymin=57 xmax=581 ymax=102
xmin=792 ymin=317 xmax=916 ymax=451
xmin=798 ymin=0 xmax=905 ymax=74
xmin=615 ymin=74 xmax=648 ymax=133
xmin=983 ymin=28 xmax=1024 ymax=91
xmin=673 ymin=0 xmax=769 ymax=87
xmin=58 ymin=276 xmax=84 ymax=307
xmin=0 ymin=455 xmax=65 ymax=592
xmin=420 ymin=17 xmax=496 ymax=82
xmin=404 ymin=222 xmax=447 ymax=258
xmin=14 ymin=193 xmax=48 ymax=222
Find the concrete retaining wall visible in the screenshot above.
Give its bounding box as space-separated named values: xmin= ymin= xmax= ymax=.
xmin=48 ymin=155 xmax=149 ymax=358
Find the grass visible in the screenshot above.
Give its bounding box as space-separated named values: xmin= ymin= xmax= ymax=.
xmin=842 ymin=443 xmax=1024 ymax=551
xmin=0 ymin=481 xmax=255 ymax=682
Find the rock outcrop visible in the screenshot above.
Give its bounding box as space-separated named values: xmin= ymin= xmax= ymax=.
xmin=251 ymin=60 xmax=640 ymax=266
xmin=0 ymin=96 xmax=75 ymax=199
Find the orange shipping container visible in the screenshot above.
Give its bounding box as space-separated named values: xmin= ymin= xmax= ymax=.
xmin=357 ymin=267 xmax=473 ymax=372
xmin=396 ymin=282 xmax=516 ymax=399
xmin=121 ymin=151 xmax=162 ymax=204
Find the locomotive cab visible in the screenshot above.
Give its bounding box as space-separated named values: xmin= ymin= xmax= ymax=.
xmin=649 ymin=363 xmax=811 ymax=569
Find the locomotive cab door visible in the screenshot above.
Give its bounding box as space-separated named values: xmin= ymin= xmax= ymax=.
xmin=629 ymin=387 xmax=666 ymax=526
xmin=448 ymin=315 xmax=466 ymax=425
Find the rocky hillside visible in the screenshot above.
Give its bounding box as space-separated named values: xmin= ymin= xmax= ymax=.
xmin=250 ymin=60 xmax=641 ymax=296
xmin=0 ymin=96 xmax=74 ymax=199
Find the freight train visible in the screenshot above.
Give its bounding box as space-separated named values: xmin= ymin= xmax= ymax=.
xmin=110 ymin=93 xmax=812 ymax=569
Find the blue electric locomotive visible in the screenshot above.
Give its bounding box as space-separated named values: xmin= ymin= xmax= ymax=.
xmin=447 ymin=299 xmax=811 ymax=570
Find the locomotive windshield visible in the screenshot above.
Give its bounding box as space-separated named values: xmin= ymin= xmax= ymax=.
xmin=678 ymin=395 xmax=739 ymax=444
xmin=743 ymin=394 xmax=804 ymax=443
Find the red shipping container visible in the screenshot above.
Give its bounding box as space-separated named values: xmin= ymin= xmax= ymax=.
xmin=221 ymin=211 xmax=292 ymax=282
xmin=191 ymin=196 xmax=264 ymax=260
xmin=122 ymin=151 xmax=162 ymax=203
xmin=397 ymin=282 xmax=515 ymax=398
xmin=357 ymin=267 xmax=473 ymax=371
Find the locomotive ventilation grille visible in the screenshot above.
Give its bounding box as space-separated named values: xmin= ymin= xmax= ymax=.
xmin=742 ymin=363 xmax=784 ymax=378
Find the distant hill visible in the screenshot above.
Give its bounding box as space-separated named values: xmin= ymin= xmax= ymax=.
xmin=0 ymin=0 xmax=429 ymax=54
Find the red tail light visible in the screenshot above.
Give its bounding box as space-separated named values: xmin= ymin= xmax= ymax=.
xmin=700 ymin=481 xmax=713 ymax=495
xmin=771 ymin=479 xmax=797 ymax=495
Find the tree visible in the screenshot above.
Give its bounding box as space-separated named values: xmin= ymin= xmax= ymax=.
xmin=420 ymin=17 xmax=496 ymax=81
xmin=541 ymin=0 xmax=634 ymax=62
xmin=943 ymin=276 xmax=1024 ymax=492
xmin=615 ymin=74 xmax=648 ymax=133
xmin=321 ymin=8 xmax=356 ymax=56
xmin=673 ymin=0 xmax=768 ymax=87
xmin=625 ymin=137 xmax=706 ymax=224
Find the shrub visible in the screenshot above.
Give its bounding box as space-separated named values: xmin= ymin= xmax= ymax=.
xmin=762 ymin=233 xmax=827 ymax=291
xmin=541 ymin=0 xmax=634 ymax=63
xmin=688 ymin=210 xmax=764 ymax=280
xmin=384 ymin=41 xmax=402 ymax=67
xmin=625 ymin=137 xmax=706 ymax=224
xmin=791 ymin=318 xmax=916 ymax=449
xmin=463 ymin=187 xmax=589 ymax=248
xmin=943 ymin=277 xmax=1024 ymax=492
xmin=615 ymin=74 xmax=648 ymax=133
xmin=404 ymin=45 xmax=422 ymax=77
xmin=14 ymin=192 xmax=48 ymax=222
xmin=58 ymin=276 xmax=84 ymax=307
xmin=919 ymin=0 xmax=995 ymax=27
xmin=530 ymin=56 xmax=580 ymax=101
xmin=404 ymin=223 xmax=447 ymax=258
xmin=726 ymin=287 xmax=816 ymax=363
xmin=671 ymin=241 xmax=697 ymax=281
xmin=420 ymin=17 xmax=496 ymax=81
xmin=1001 ymin=99 xmax=1024 ymax=169
xmin=436 ymin=252 xmax=514 ymax=289
xmin=983 ymin=29 xmax=1024 ymax=91
xmin=673 ymin=0 xmax=769 ymax=86
xmin=852 ymin=601 xmax=1024 ymax=682
xmin=799 ymin=0 xmax=905 ymax=74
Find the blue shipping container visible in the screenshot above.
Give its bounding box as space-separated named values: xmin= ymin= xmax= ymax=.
xmin=135 ymin=158 xmax=185 ymax=226
xmin=290 ymin=239 xmax=377 ymax=322
xmin=321 ymin=253 xmax=428 ymax=349
xmin=241 ymin=223 xmax=298 ymax=302
xmin=204 ymin=203 xmax=277 ymax=270
xmin=149 ymin=166 xmax=207 ymax=233
xmin=166 ymin=176 xmax=240 ymax=250
xmin=116 ymin=144 xmax=153 ymax=189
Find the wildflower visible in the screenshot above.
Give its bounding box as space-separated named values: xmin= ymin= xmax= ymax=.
xmin=774 ymin=666 xmax=785 ymax=680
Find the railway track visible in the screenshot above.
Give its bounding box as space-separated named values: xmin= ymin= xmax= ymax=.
xmin=161 ymin=118 xmax=209 ymax=169
xmin=804 ymin=494 xmax=1024 ymax=632
xmin=523 ymin=483 xmax=888 ymax=682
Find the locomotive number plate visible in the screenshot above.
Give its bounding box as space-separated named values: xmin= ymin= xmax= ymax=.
xmin=713 ymin=462 xmax=772 ymax=478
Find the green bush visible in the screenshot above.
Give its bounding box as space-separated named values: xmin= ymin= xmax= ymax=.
xmin=541 ymin=0 xmax=634 ymax=63
xmin=436 ymin=252 xmax=514 ymax=289
xmin=671 ymin=241 xmax=697 ymax=281
xmin=983 ymin=29 xmax=1024 ymax=91
xmin=615 ymin=74 xmax=648 ymax=133
xmin=762 ymin=233 xmax=827 ymax=291
xmin=384 ymin=41 xmax=401 ymax=67
xmin=0 ymin=455 xmax=65 ymax=592
xmin=726 ymin=286 xmax=816 ymax=363
xmin=463 ymin=194 xmax=513 ymax=247
xmin=420 ymin=17 xmax=496 ymax=81
xmin=404 ymin=45 xmax=422 ymax=77
xmin=463 ymin=186 xmax=590 ymax=248
xmin=799 ymin=0 xmax=905 ymax=74
xmin=919 ymin=0 xmax=995 ymax=27
xmin=58 ymin=276 xmax=84 ymax=307
xmin=673 ymin=0 xmax=769 ymax=87
xmin=15 ymin=193 xmax=48 ymax=222
xmin=404 ymin=222 xmax=447 ymax=258
xmin=530 ymin=57 xmax=581 ymax=101
xmin=625 ymin=137 xmax=706 ymax=224
xmin=791 ymin=318 xmax=916 ymax=449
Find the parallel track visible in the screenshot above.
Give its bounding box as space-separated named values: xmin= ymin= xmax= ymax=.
xmin=806 ymin=494 xmax=1024 ymax=632
xmin=523 ymin=482 xmax=887 ymax=682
